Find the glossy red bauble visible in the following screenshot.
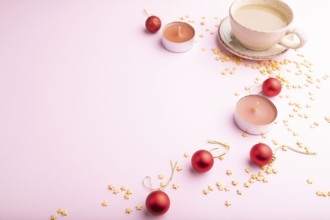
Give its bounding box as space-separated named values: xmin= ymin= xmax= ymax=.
xmin=262 ymin=77 xmax=282 ymax=97
xmin=145 ymin=190 xmax=170 ymax=216
xmin=191 ymin=150 xmax=214 ymax=172
xmin=145 ymin=15 xmax=162 ymax=33
xmin=250 ymin=143 xmax=273 ymax=166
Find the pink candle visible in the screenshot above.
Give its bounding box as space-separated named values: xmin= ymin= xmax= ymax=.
xmin=161 ymin=22 xmax=195 ymax=53
xmin=234 ymin=95 xmax=277 ymax=135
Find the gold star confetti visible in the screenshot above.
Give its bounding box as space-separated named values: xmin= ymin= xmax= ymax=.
xmin=108 ymin=184 xmax=115 ymax=191
xmin=135 ymin=205 xmax=143 ymax=211
xmin=237 ymin=189 xmax=243 ymax=195
xmin=125 ymin=208 xmax=132 ymax=214
xmin=307 ymin=179 xmax=313 ymax=184
xmin=172 ymin=183 xmax=179 ymax=190
xmin=184 ymin=152 xmax=190 ymax=158
xmin=124 ymin=194 xmax=131 ymax=200
xmin=224 ymin=186 xmax=230 ymax=192
xmin=226 ymin=170 xmax=232 ymax=176
xmin=50 ymin=215 xmax=57 ymax=220
xmin=242 ymin=131 xmax=248 ymax=137
xmin=244 ymin=182 xmax=251 ymax=188
xmin=231 ymin=180 xmax=238 ymax=186
xmin=101 ymin=201 xmax=108 ymax=207
xmin=245 ymin=168 xmax=251 ymax=174
xmin=208 ymin=185 xmax=214 ymax=191
xmin=158 ymin=174 xmax=164 ymax=180
xmin=203 ymin=189 xmax=210 ymax=195
xmin=126 ymin=189 xmax=133 ymax=195
xmin=120 ymin=185 xmax=126 ymax=191
xmin=57 ymin=208 xmax=68 ymax=217
xmin=113 ymin=188 xmax=119 ymax=195
xmin=176 ymin=166 xmax=183 ymax=172
xmin=224 ymin=200 xmax=231 ymax=207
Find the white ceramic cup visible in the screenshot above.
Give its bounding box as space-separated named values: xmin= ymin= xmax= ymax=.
xmin=229 ymin=0 xmax=307 ymax=51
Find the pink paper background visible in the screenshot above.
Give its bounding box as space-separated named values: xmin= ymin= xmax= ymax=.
xmin=1 ymin=0 xmax=330 ymax=219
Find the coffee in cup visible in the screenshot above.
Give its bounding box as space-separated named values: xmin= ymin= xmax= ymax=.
xmin=229 ymin=0 xmax=307 ymax=51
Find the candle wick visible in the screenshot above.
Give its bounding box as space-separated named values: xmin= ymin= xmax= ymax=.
xmin=252 ymin=101 xmax=260 ymax=113
xmin=178 ymin=26 xmax=182 ymax=37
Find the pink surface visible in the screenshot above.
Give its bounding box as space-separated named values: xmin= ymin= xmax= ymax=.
xmin=1 ymin=0 xmax=330 ymax=219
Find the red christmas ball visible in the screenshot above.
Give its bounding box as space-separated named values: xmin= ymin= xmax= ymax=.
xmin=191 ymin=150 xmax=214 ymax=172
xmin=145 ymin=15 xmax=162 ymax=33
xmin=145 ymin=190 xmax=170 ymax=216
xmin=250 ymin=143 xmax=273 ymax=166
xmin=262 ymin=77 xmax=282 ymax=97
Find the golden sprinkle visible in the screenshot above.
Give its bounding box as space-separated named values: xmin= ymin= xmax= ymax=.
xmin=231 ymin=180 xmax=239 ymax=186
xmin=216 ymin=182 xmax=222 ymax=187
xmin=124 ymin=194 xmax=131 ymax=200
xmin=108 ymin=184 xmax=115 ymax=191
xmin=199 ymin=34 xmax=204 ymax=38
xmin=50 ymin=215 xmax=58 ymax=220
xmin=136 ymin=205 xmax=143 ymax=211
xmin=125 ymin=208 xmax=133 ymax=214
xmin=234 ymin=92 xmax=240 ymax=96
xmin=176 ymin=166 xmax=183 ymax=172
xmin=245 ymin=168 xmax=251 ymax=174
xmin=226 ymin=170 xmax=232 ymax=176
xmin=126 ymin=189 xmax=133 ymax=195
xmin=101 ymin=201 xmax=108 ymax=207
xmin=307 ymin=179 xmax=313 ymax=185
xmin=113 ymin=188 xmax=119 ymax=195
xmin=159 ymin=182 xmax=166 ymax=188
xmin=208 ymin=185 xmax=214 ymax=191
xmin=200 ymin=21 xmax=205 ymax=26
xmin=184 ymin=152 xmax=190 ymax=158
xmin=224 ymin=200 xmax=231 ymax=207
xmin=237 ymin=189 xmax=243 ymax=195
xmin=57 ymin=208 xmax=68 ymax=217
xmin=120 ymin=185 xmax=126 ymax=191
xmin=242 ymin=132 xmax=248 ymax=137
xmin=244 ymin=182 xmax=251 ymax=188
xmin=172 ymin=183 xmax=179 ymax=190
xmin=203 ymin=189 xmax=210 ymax=195
xmin=224 ymin=186 xmax=230 ymax=192
xmin=158 ymin=174 xmax=164 ymax=180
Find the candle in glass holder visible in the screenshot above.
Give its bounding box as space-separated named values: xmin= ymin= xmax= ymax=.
xmin=234 ymin=95 xmax=277 ymax=135
xmin=162 ymin=22 xmax=195 ymax=53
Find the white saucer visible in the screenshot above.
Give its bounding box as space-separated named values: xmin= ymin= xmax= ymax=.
xmin=217 ymin=17 xmax=288 ymax=61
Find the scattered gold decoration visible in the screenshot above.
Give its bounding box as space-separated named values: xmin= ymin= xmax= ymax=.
xmin=172 ymin=183 xmax=179 ymax=190
xmin=125 ymin=208 xmax=132 ymax=214
xmin=50 ymin=215 xmax=57 ymax=220
xmin=306 ymin=179 xmax=313 ymax=185
xmin=135 ymin=205 xmax=143 ymax=211
xmin=224 ymin=200 xmax=231 ymax=207
xmin=101 ymin=201 xmax=108 ymax=207
xmin=57 ymin=208 xmax=68 ymax=217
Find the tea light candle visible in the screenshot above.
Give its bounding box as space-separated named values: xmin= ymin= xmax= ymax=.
xmin=234 ymin=95 xmax=277 ymax=135
xmin=161 ymin=22 xmax=195 ymax=53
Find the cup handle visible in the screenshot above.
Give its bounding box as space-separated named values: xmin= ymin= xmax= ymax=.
xmin=278 ymin=27 xmax=307 ymax=49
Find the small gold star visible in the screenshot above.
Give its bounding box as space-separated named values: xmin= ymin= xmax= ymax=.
xmin=50 ymin=215 xmax=57 ymax=220
xmin=184 ymin=152 xmax=190 ymax=158
xmin=172 ymin=183 xmax=179 ymax=190
xmin=307 ymin=179 xmax=313 ymax=185
xmin=135 ymin=205 xmax=143 ymax=211
xmin=101 ymin=201 xmax=108 ymax=207
xmin=176 ymin=166 xmax=183 ymax=172
xmin=224 ymin=200 xmax=231 ymax=207
xmin=125 ymin=208 xmax=132 ymax=214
